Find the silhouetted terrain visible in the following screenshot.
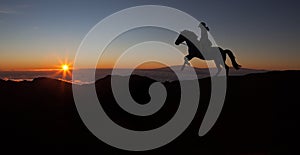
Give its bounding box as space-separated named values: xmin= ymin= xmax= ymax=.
xmin=0 ymin=71 xmax=299 ymax=154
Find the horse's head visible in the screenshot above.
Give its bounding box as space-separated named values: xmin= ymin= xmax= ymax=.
xmin=175 ymin=33 xmax=185 ymax=45
xmin=175 ymin=30 xmax=197 ymax=45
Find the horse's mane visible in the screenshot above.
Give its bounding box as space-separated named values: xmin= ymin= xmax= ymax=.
xmin=181 ymin=30 xmax=198 ymax=41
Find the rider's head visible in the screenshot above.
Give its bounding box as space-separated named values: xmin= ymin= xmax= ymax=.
xmin=200 ymin=22 xmax=206 ymax=27
xmin=199 ymin=22 xmax=209 ymax=31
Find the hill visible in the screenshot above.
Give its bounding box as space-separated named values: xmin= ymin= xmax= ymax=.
xmin=0 ymin=71 xmax=299 ymax=154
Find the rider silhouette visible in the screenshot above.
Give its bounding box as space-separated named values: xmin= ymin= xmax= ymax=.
xmin=198 ymin=22 xmax=212 ymax=50
xmin=183 ymin=22 xmax=212 ymax=66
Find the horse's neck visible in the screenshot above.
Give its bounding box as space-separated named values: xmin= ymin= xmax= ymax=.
xmin=186 ymin=38 xmax=199 ymax=46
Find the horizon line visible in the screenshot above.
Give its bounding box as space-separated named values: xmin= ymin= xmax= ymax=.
xmin=0 ymin=66 xmax=272 ymax=72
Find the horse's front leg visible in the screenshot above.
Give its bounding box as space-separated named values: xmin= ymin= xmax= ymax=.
xmin=184 ymin=56 xmax=191 ymax=66
xmin=181 ymin=56 xmax=191 ymax=71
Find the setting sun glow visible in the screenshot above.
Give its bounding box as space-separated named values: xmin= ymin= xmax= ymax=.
xmin=62 ymin=64 xmax=69 ymax=71
xmin=54 ymin=58 xmax=72 ymax=80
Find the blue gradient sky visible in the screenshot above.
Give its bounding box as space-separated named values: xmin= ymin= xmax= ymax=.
xmin=0 ymin=0 xmax=299 ymax=70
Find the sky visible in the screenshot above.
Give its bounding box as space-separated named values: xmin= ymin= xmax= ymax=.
xmin=0 ymin=0 xmax=299 ymax=70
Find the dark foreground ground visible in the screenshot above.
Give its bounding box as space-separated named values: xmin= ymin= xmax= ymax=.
xmin=0 ymin=71 xmax=299 ymax=154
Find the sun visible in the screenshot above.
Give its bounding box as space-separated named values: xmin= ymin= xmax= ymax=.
xmin=62 ymin=64 xmax=69 ymax=71
xmin=54 ymin=58 xmax=72 ymax=80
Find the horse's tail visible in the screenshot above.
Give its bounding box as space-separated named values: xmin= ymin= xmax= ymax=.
xmin=224 ymin=49 xmax=241 ymax=70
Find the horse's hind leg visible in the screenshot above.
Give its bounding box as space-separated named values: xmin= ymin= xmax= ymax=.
xmin=213 ymin=56 xmax=224 ymax=76
xmin=225 ymin=64 xmax=229 ymax=76
xmin=220 ymin=49 xmax=229 ymax=76
xmin=215 ymin=63 xmax=222 ymax=76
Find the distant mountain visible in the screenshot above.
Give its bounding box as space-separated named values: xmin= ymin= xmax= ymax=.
xmin=95 ymin=66 xmax=267 ymax=82
xmin=130 ymin=66 xmax=267 ymax=81
xmin=0 ymin=67 xmax=267 ymax=83
xmin=0 ymin=71 xmax=299 ymax=154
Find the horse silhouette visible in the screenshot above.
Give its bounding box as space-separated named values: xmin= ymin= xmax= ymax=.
xmin=175 ymin=29 xmax=241 ymax=75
